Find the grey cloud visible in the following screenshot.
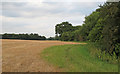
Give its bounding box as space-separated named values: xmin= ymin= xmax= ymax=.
xmin=2 ymin=2 xmax=104 ymax=37
xmin=2 ymin=2 xmax=103 ymax=18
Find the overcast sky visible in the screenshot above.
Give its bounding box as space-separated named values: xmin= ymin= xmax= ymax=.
xmin=1 ymin=1 xmax=105 ymax=37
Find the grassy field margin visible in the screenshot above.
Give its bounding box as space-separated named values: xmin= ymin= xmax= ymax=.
xmin=41 ymin=43 xmax=118 ymax=72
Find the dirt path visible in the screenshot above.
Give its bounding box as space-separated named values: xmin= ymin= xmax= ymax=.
xmin=2 ymin=39 xmax=83 ymax=72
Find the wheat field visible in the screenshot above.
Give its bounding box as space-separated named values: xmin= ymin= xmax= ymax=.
xmin=2 ymin=39 xmax=80 ymax=72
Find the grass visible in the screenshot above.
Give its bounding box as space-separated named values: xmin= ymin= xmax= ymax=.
xmin=41 ymin=43 xmax=118 ymax=72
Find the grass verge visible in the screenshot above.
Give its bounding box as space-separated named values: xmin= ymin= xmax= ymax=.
xmin=41 ymin=43 xmax=118 ymax=72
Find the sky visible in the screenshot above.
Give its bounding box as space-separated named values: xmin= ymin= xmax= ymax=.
xmin=1 ymin=1 xmax=106 ymax=37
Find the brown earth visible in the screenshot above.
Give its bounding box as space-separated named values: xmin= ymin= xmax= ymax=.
xmin=2 ymin=39 xmax=85 ymax=72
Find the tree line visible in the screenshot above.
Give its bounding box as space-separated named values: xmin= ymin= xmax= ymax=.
xmin=1 ymin=33 xmax=46 ymax=40
xmin=55 ymin=2 xmax=120 ymax=60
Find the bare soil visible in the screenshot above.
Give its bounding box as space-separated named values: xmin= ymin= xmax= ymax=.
xmin=2 ymin=39 xmax=83 ymax=72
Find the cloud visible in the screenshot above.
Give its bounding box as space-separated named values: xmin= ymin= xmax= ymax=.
xmin=2 ymin=2 xmax=103 ymax=17
xmin=1 ymin=0 xmax=107 ymax=2
xmin=2 ymin=2 xmax=104 ymax=37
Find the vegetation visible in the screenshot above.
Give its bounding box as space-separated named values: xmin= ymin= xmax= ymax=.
xmin=41 ymin=44 xmax=118 ymax=72
xmin=1 ymin=33 xmax=46 ymax=40
xmin=55 ymin=22 xmax=81 ymax=40
xmin=55 ymin=2 xmax=120 ymax=62
xmin=1 ymin=2 xmax=119 ymax=71
xmin=46 ymin=37 xmax=55 ymax=40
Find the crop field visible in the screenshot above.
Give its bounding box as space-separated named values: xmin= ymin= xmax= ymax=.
xmin=2 ymin=39 xmax=80 ymax=72
xmin=2 ymin=39 xmax=118 ymax=72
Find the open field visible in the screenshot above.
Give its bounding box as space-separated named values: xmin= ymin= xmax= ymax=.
xmin=41 ymin=44 xmax=118 ymax=72
xmin=2 ymin=39 xmax=81 ymax=72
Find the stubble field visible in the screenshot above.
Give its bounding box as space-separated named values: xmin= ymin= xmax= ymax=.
xmin=2 ymin=39 xmax=80 ymax=72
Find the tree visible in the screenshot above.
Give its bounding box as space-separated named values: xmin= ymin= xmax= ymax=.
xmin=61 ymin=32 xmax=74 ymax=41
xmin=88 ymin=18 xmax=104 ymax=42
xmin=2 ymin=33 xmax=46 ymax=40
xmin=81 ymin=11 xmax=100 ymax=41
xmin=55 ymin=22 xmax=74 ymax=36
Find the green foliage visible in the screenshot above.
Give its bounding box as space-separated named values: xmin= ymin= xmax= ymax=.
xmin=88 ymin=18 xmax=104 ymax=42
xmin=55 ymin=22 xmax=74 ymax=36
xmin=54 ymin=2 xmax=120 ymax=59
xmin=115 ymin=43 xmax=120 ymax=56
xmin=82 ymin=11 xmax=100 ymax=40
xmin=98 ymin=2 xmax=120 ymax=56
xmin=61 ymin=32 xmax=74 ymax=41
xmin=55 ymin=22 xmax=81 ymax=41
xmin=47 ymin=37 xmax=55 ymax=40
xmin=73 ymin=29 xmax=86 ymax=41
xmin=96 ymin=50 xmax=118 ymax=64
xmin=87 ymin=42 xmax=118 ymax=64
xmin=2 ymin=33 xmax=46 ymax=40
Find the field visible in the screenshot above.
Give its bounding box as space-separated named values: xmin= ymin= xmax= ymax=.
xmin=2 ymin=39 xmax=80 ymax=72
xmin=2 ymin=39 xmax=118 ymax=72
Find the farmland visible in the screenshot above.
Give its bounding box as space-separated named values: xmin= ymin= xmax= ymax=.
xmin=2 ymin=39 xmax=80 ymax=72
xmin=2 ymin=39 xmax=118 ymax=72
xmin=1 ymin=1 xmax=120 ymax=73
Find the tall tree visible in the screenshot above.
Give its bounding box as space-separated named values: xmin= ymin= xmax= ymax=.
xmin=55 ymin=22 xmax=74 ymax=36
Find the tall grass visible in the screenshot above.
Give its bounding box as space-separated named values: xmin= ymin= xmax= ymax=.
xmin=87 ymin=42 xmax=118 ymax=64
